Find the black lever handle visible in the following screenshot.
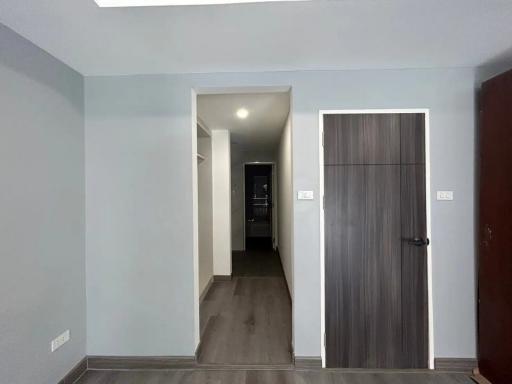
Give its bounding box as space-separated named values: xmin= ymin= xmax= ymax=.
xmin=407 ymin=237 xmax=430 ymax=247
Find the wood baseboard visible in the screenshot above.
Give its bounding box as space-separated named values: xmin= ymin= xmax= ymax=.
xmin=60 ymin=355 xmax=481 ymax=379
xmin=87 ymin=356 xmax=196 ymax=370
xmin=199 ymin=276 xmax=214 ymax=303
xmin=434 ymin=358 xmax=477 ymax=373
xmin=58 ymin=357 xmax=87 ymax=384
xmin=195 ymin=338 xmax=205 ymax=361
xmin=213 ymin=275 xmax=232 ymax=282
xmin=471 ymin=368 xmax=493 ymax=384
xmin=294 ymin=356 xmax=322 ymax=369
xmin=275 ymin=247 xmax=293 ymax=303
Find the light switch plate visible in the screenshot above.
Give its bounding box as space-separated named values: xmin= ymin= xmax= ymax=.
xmin=436 ymin=191 xmax=454 ymax=201
xmin=297 ymin=190 xmax=314 ymax=200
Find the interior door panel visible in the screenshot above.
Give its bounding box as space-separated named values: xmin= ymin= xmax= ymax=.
xmin=324 ymin=113 xmax=428 ymax=368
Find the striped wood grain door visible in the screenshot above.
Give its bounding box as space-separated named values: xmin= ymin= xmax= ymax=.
xmin=323 ymin=113 xmax=428 ymax=368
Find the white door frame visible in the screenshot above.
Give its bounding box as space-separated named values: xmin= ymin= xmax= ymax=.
xmin=191 ymin=85 xmax=291 ymax=352
xmin=242 ymin=162 xmax=277 ymax=250
xmin=318 ymin=109 xmax=434 ymax=369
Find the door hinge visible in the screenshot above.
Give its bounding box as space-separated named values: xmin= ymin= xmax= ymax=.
xmin=323 ymin=332 xmax=326 ymax=347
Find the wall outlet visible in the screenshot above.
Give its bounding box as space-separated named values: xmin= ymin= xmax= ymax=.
xmin=297 ymin=190 xmax=314 ymax=200
xmin=50 ymin=330 xmax=70 ymax=352
xmin=436 ymin=190 xmax=454 ymax=201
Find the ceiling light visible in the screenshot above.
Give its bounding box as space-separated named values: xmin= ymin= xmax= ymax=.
xmin=94 ymin=0 xmax=308 ymax=7
xmin=236 ymin=108 xmax=249 ymax=119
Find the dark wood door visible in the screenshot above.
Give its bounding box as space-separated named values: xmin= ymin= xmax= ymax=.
xmin=324 ymin=113 xmax=428 ymax=368
xmin=478 ymin=70 xmax=512 ymax=384
xmin=245 ymin=164 xmax=273 ymax=250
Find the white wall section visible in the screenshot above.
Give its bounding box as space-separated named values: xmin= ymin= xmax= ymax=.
xmin=211 ymin=129 xmax=232 ymax=276
xmin=0 ymin=24 xmax=86 ymax=384
xmin=198 ymin=134 xmax=213 ymax=295
xmin=85 ymin=76 xmax=196 ymax=356
xmin=277 ymin=113 xmax=294 ymax=298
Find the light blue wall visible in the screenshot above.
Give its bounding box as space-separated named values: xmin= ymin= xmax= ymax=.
xmin=0 ymin=25 xmax=85 ymax=384
xmin=86 ymin=68 xmax=477 ymax=359
xmin=85 ymin=76 xmax=196 ymax=355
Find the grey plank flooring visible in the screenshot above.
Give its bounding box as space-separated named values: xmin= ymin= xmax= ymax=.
xmin=231 ymin=250 xmax=285 ymax=277
xmin=76 ymin=369 xmax=474 ymax=384
xmin=198 ymin=250 xmax=292 ymax=365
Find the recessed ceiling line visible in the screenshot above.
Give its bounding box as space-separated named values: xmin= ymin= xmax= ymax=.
xmin=94 ymin=0 xmax=309 ymax=7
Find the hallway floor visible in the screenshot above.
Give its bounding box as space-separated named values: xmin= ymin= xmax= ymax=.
xmin=197 ymin=249 xmax=292 ymax=365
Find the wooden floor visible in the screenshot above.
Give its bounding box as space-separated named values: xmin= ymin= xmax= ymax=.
xmin=231 ymin=249 xmax=286 ymax=277
xmin=75 ymin=249 xmax=476 ymax=384
xmin=76 ymin=369 xmax=474 ymax=384
xmin=198 ymin=249 xmax=292 ymax=365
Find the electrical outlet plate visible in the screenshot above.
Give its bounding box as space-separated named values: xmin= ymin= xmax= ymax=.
xmin=436 ymin=191 xmax=454 ymax=201
xmin=297 ymin=190 xmax=314 ymax=200
xmin=51 ymin=330 xmax=70 ymax=352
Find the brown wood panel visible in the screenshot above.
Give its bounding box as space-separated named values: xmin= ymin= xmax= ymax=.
xmin=401 ymin=164 xmax=429 ymax=368
xmin=401 ymin=113 xmax=425 ymax=164
xmin=324 ymin=165 xmax=402 ymax=368
xmin=324 ymin=114 xmax=400 ymax=165
xmin=87 ymin=356 xmax=196 ymax=370
xmin=434 ymin=358 xmax=478 ymax=373
xmin=478 ymin=70 xmax=512 ymax=384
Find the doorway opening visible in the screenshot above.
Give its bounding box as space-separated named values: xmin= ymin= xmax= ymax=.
xmin=244 ymin=163 xmax=274 ymax=251
xmin=193 ymin=88 xmax=293 ymax=366
xmin=319 ymin=109 xmax=433 ymax=369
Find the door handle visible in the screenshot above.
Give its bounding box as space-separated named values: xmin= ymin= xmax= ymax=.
xmin=407 ymin=237 xmax=430 ymax=247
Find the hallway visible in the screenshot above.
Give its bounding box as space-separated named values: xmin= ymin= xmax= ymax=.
xmin=198 ymin=250 xmax=292 ymax=365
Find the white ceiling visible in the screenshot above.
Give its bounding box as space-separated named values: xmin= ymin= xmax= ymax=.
xmin=95 ymin=0 xmax=307 ymax=6
xmin=198 ymin=92 xmax=290 ymax=150
xmin=1 ymin=0 xmax=512 ymax=76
